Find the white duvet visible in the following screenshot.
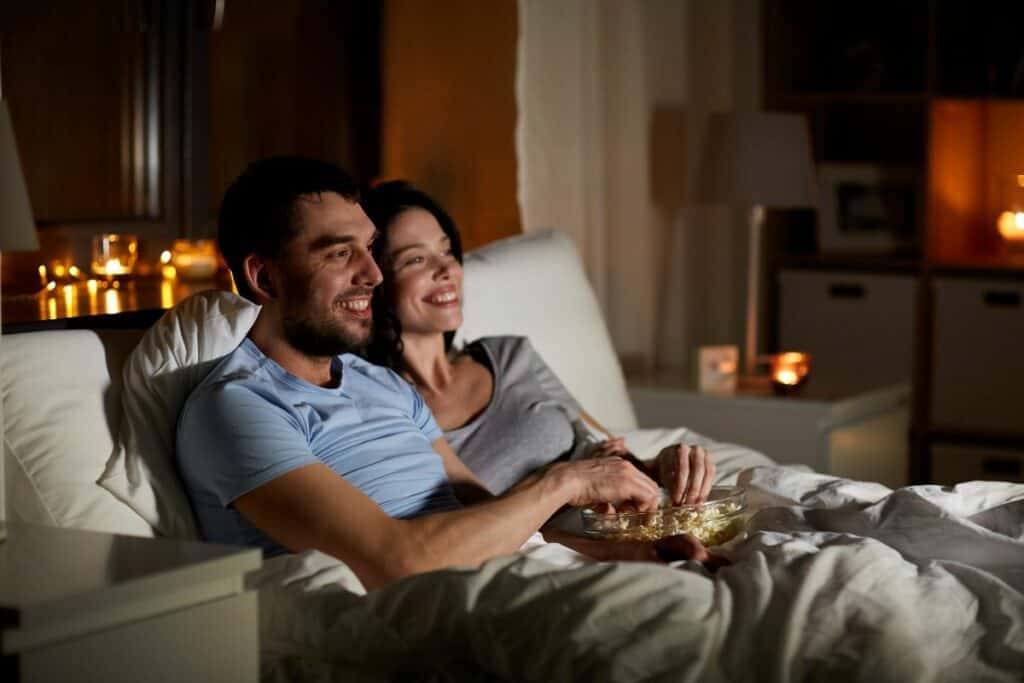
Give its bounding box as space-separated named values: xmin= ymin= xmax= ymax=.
xmin=253 ymin=439 xmax=1024 ymax=682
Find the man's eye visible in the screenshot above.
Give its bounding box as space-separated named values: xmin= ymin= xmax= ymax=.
xmin=332 ymin=249 xmax=350 ymax=259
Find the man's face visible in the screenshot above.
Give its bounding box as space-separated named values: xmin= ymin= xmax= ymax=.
xmin=272 ymin=191 xmax=382 ymax=357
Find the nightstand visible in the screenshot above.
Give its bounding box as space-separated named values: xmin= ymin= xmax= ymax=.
xmin=628 ymin=374 xmax=910 ymax=488
xmin=1 ymin=523 xmax=262 ymax=682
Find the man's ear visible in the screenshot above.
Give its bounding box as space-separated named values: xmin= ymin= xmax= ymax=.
xmin=242 ymin=253 xmax=277 ymax=300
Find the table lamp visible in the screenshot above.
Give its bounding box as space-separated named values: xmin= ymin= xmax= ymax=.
xmin=694 ymin=111 xmax=817 ymax=375
xmin=0 ymin=97 xmax=41 ymax=533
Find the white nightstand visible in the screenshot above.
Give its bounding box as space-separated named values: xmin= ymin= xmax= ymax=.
xmin=628 ymin=374 xmax=910 ymax=488
xmin=1 ymin=523 xmax=262 ymax=683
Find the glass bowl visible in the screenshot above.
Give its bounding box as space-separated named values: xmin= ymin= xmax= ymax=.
xmin=580 ymin=486 xmax=747 ymax=546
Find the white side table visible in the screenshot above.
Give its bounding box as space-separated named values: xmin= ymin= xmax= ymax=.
xmin=628 ymin=374 xmax=910 ymax=488
xmin=0 ymin=523 xmax=262 ymax=683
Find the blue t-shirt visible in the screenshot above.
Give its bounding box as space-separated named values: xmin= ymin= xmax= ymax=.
xmin=176 ymin=338 xmax=461 ymax=557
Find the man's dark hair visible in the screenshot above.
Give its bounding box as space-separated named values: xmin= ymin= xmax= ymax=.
xmin=361 ymin=180 xmax=464 ymax=370
xmin=217 ymin=156 xmax=360 ymax=301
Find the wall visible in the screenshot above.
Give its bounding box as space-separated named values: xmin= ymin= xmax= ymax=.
xmin=518 ymin=0 xmax=761 ymax=376
xmin=380 ymin=0 xmax=521 ymax=251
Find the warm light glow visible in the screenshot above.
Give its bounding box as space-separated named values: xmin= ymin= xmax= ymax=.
xmin=46 ymin=281 xmax=56 ymax=291
xmin=770 ymin=351 xmax=811 ymax=392
xmin=53 ymin=264 xmax=66 ymax=278
xmin=104 ymin=288 xmax=121 ymax=314
xmin=86 ymin=279 xmax=99 ymax=294
xmin=68 ymin=265 xmax=81 ymax=278
xmin=161 ymin=278 xmax=175 ymax=309
xmin=47 ymin=297 xmax=58 ymax=320
xmin=161 ymin=265 xmax=177 ymax=280
xmin=774 ymin=369 xmax=799 ymax=385
xmin=998 ymin=211 xmax=1024 ymax=241
xmin=38 ymin=264 xmax=47 ymax=287
xmin=160 ymin=250 xmax=172 ymax=264
xmin=1017 ymin=174 xmax=1024 ymax=188
xmin=62 ymin=285 xmax=76 ymax=316
xmin=170 ymin=239 xmax=218 ymax=280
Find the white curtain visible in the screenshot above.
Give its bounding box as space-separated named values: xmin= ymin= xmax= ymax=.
xmin=517 ymin=0 xmax=760 ymax=377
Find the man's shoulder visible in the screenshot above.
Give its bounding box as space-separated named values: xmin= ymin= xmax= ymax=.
xmin=181 ymin=343 xmax=277 ymax=418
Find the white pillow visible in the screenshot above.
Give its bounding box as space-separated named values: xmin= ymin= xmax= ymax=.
xmin=3 ymin=329 xmax=153 ymax=536
xmin=98 ymin=290 xmax=260 ymax=538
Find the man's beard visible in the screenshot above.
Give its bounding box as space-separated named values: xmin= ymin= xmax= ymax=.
xmin=281 ymin=293 xmax=373 ymax=358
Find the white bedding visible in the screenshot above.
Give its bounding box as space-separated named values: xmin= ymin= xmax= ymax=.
xmin=252 ymin=460 xmax=1024 ymax=682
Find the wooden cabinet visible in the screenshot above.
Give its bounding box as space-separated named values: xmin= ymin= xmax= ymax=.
xmin=932 ymin=444 xmax=1024 ymax=485
xmin=765 ymin=1 xmax=1024 ymax=484
xmin=930 ymin=276 xmax=1024 ymax=434
xmin=779 ymin=270 xmax=916 ymax=393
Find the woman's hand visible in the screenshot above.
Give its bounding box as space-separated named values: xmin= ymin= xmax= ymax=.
xmin=653 ymin=444 xmax=716 ymax=505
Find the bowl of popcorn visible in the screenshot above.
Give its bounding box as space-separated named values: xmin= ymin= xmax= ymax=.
xmin=580 ymin=487 xmax=747 ymax=547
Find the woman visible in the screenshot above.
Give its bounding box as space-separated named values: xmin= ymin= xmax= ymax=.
xmin=363 ymin=180 xmax=715 ymax=506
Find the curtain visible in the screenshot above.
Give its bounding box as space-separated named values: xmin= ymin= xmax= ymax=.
xmin=517 ymin=0 xmax=760 ymax=377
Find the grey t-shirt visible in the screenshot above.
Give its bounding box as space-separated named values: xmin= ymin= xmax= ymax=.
xmin=444 ymin=336 xmax=592 ymax=494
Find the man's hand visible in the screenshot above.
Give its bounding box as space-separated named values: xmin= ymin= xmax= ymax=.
xmin=653 ymin=444 xmax=716 ymax=505
xmin=549 ymin=456 xmax=661 ymax=511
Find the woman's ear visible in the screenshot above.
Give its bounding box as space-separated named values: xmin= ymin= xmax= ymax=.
xmin=242 ymin=253 xmax=277 ymax=301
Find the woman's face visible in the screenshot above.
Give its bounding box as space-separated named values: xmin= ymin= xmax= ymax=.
xmin=385 ymin=207 xmax=463 ymax=336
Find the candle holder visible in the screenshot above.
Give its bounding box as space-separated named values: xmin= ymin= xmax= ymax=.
xmin=770 ymin=351 xmax=811 ymax=396
xmin=91 ymin=234 xmax=138 ymax=278
xmin=169 ymin=239 xmax=219 ymax=281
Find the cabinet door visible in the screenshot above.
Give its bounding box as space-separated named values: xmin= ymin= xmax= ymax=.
xmin=779 ymin=270 xmax=916 ymax=393
xmin=932 ymin=444 xmax=1024 ymax=485
xmin=931 ymin=277 xmax=1024 ymax=434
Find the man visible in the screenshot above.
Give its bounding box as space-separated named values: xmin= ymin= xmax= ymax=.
xmin=177 ymin=157 xmax=710 ymax=591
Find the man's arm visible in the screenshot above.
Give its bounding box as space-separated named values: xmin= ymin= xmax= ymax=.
xmin=432 ymin=438 xmax=494 ymax=504
xmin=233 ymin=454 xmax=660 ymax=590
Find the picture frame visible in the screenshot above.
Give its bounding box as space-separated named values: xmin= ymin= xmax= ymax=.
xmin=816 ymin=163 xmax=920 ymax=253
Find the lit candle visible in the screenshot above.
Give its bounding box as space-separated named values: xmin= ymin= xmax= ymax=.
xmin=770 ymin=352 xmax=811 ymax=395
xmin=998 ymin=211 xmax=1024 ymax=245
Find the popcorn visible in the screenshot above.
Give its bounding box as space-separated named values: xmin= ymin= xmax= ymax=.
xmin=581 ymin=488 xmax=746 ymax=547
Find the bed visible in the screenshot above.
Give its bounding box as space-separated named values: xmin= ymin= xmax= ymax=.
xmin=4 ymin=229 xmax=1023 ymax=681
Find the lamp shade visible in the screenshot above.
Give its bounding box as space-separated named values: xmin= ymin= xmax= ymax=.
xmin=695 ymin=111 xmax=817 ymax=209
xmin=0 ymin=99 xmax=38 ymax=251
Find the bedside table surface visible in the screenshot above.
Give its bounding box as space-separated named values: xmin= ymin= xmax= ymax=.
xmin=0 ymin=524 xmax=260 ymax=627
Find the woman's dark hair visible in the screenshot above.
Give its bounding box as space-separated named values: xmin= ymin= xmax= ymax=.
xmin=218 ymin=156 xmax=360 ymax=302
xmin=362 ymin=180 xmax=464 ymax=370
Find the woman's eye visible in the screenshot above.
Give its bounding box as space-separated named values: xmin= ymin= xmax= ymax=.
xmin=404 ymin=255 xmax=425 ymax=266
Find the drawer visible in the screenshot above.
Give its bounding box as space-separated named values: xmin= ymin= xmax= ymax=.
xmin=930 ymin=278 xmax=1024 ymax=433
xmin=932 ymin=444 xmax=1024 ymax=485
xmin=779 ymin=271 xmax=916 ymax=392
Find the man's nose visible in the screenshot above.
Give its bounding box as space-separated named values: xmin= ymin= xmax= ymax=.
xmin=356 ymin=250 xmax=383 ymax=288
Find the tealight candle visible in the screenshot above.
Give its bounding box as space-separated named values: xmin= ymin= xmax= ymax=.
xmin=770 ymin=351 xmax=810 ymax=396
xmin=92 ymin=234 xmax=139 ymax=277
xmin=170 ymin=239 xmax=219 ymax=281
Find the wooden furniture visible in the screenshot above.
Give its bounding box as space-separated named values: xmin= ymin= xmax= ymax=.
xmin=764 ymin=1 xmax=1024 ymax=484
xmin=628 ymin=374 xmax=910 ymax=489
xmin=1 ymin=275 xmax=232 ymax=332
xmin=0 ymin=523 xmax=261 ymax=682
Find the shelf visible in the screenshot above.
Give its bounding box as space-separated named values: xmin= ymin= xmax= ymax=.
xmin=777 ymin=91 xmax=929 ymax=104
